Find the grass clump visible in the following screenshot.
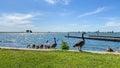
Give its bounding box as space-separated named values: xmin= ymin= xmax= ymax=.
xmin=60 ymin=40 xmax=69 ymax=50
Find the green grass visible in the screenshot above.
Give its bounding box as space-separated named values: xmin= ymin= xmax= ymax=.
xmin=0 ymin=49 xmax=120 ymax=68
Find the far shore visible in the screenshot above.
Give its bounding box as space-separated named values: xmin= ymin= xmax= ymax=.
xmin=0 ymin=32 xmax=120 ymax=33
xmin=0 ymin=46 xmax=120 ymax=55
xmin=0 ymin=31 xmax=85 ymax=33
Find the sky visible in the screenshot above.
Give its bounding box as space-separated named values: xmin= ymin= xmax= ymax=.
xmin=0 ymin=0 xmax=120 ymax=32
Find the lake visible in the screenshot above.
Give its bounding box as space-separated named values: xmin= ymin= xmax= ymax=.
xmin=0 ymin=32 xmax=120 ymax=51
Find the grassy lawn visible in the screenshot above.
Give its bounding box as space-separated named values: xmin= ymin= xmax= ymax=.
xmin=0 ymin=49 xmax=120 ymax=68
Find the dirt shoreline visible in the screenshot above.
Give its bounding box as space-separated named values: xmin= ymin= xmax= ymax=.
xmin=0 ymin=46 xmax=120 ymax=55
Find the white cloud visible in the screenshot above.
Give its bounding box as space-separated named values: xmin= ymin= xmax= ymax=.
xmin=105 ymin=21 xmax=120 ymax=27
xmin=44 ymin=0 xmax=57 ymax=4
xmin=100 ymin=21 xmax=120 ymax=32
xmin=0 ymin=13 xmax=33 ymax=26
xmin=0 ymin=13 xmax=41 ymax=31
xmin=44 ymin=0 xmax=70 ymax=5
xmin=104 ymin=17 xmax=120 ymax=27
xmin=79 ymin=7 xmax=106 ymax=17
xmin=5 ymin=14 xmax=33 ymax=20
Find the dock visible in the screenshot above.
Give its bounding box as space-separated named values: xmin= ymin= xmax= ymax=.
xmin=65 ymin=35 xmax=120 ymax=42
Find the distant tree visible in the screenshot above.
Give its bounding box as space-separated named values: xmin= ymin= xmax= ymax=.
xmin=30 ymin=30 xmax=32 ymax=33
xmin=26 ymin=30 xmax=30 ymax=33
xmin=26 ymin=30 xmax=32 ymax=33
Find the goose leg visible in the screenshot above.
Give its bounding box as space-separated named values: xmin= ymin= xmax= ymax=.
xmin=78 ymin=47 xmax=79 ymax=51
xmin=79 ymin=47 xmax=82 ymax=52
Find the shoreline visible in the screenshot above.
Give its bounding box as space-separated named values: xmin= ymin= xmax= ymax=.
xmin=0 ymin=46 xmax=120 ymax=55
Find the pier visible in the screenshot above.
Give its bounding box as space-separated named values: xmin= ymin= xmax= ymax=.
xmin=65 ymin=35 xmax=120 ymax=42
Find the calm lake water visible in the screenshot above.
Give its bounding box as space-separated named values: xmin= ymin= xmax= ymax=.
xmin=0 ymin=32 xmax=120 ymax=51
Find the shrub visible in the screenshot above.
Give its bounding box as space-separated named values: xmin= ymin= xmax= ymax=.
xmin=61 ymin=40 xmax=69 ymax=50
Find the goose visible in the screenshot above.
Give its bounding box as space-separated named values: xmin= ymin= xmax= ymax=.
xmin=73 ymin=32 xmax=86 ymax=51
xmin=51 ymin=37 xmax=57 ymax=48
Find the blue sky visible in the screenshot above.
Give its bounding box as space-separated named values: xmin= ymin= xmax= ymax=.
xmin=0 ymin=0 xmax=120 ymax=32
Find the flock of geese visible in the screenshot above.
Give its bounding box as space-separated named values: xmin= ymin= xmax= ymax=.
xmin=27 ymin=37 xmax=57 ymax=49
xmin=26 ymin=32 xmax=86 ymax=51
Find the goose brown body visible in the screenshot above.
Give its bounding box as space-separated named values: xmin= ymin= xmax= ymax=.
xmin=73 ymin=32 xmax=86 ymax=51
xmin=51 ymin=38 xmax=57 ymax=48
